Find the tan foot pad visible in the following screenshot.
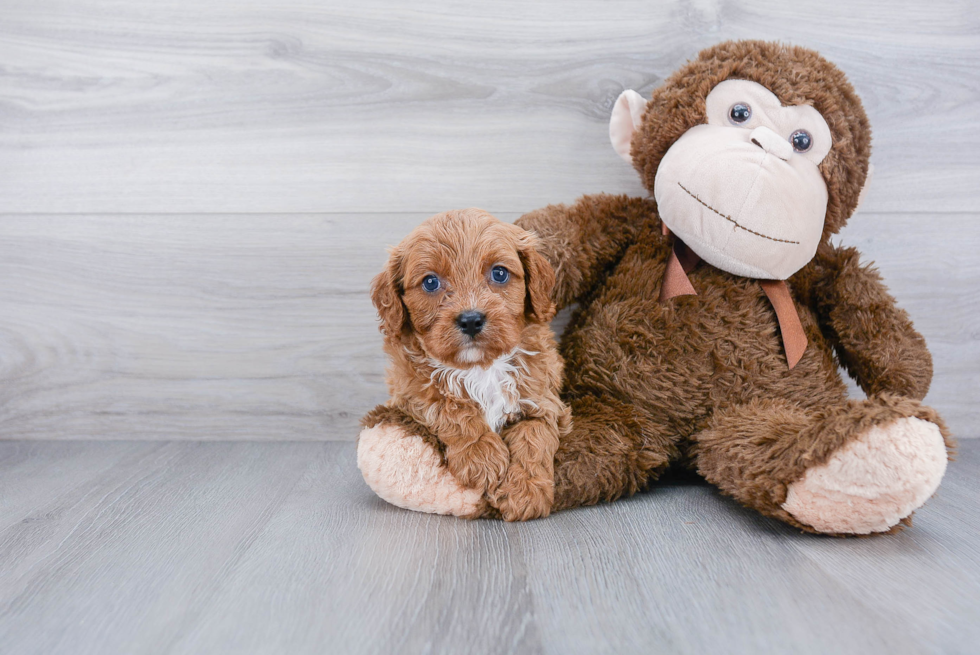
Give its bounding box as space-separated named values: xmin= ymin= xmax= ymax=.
xmin=782 ymin=417 xmax=947 ymax=534
xmin=357 ymin=424 xmax=483 ymax=517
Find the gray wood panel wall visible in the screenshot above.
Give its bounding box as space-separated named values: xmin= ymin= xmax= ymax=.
xmin=1 ymin=1 xmax=978 ymax=440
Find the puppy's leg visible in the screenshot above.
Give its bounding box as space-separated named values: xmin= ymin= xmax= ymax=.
xmin=494 ymin=418 xmax=561 ymax=521
xmin=443 ymin=432 xmax=510 ymax=497
xmin=438 ymin=402 xmax=510 ymax=496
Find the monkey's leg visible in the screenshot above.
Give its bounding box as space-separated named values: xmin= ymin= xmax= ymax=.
xmin=357 ymin=406 xmax=486 ymax=518
xmin=694 ymin=395 xmax=952 ymax=535
xmin=552 ymin=394 xmax=682 ymax=511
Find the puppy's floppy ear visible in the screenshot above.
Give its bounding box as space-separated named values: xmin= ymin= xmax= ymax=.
xmin=517 ymin=231 xmax=556 ymax=323
xmin=370 ymin=247 xmax=410 ymax=343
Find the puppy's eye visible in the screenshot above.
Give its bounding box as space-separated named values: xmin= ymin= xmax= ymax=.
xmin=490 ymin=266 xmax=510 ymax=284
xmin=729 ymin=103 xmax=751 ymax=124
xmin=790 ymin=129 xmax=812 ymax=153
xmin=421 ymin=274 xmax=441 ymax=292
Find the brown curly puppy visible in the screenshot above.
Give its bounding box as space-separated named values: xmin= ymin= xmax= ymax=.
xmin=360 ymin=209 xmax=570 ymax=521
xmin=358 ymin=41 xmax=953 ymax=535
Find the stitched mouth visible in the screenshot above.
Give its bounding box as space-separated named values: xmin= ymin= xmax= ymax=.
xmin=677 ymin=182 xmax=800 ymax=245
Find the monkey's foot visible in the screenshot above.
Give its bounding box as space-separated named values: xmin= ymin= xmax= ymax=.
xmin=782 ymin=417 xmax=947 ymax=534
xmin=357 ymin=423 xmax=484 ymax=517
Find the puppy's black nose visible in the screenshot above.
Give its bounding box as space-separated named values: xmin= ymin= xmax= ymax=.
xmin=456 ymin=311 xmax=486 ymax=338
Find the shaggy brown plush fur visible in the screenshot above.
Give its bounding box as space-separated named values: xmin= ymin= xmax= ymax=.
xmin=361 ymin=41 xmax=952 ymax=533
xmin=518 ymin=190 xmax=952 ymax=530
xmin=366 ymin=209 xmax=571 ymax=521
xmin=505 ymin=41 xmax=952 ymax=531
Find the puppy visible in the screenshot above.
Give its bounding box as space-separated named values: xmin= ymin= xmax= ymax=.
xmin=370 ymin=208 xmax=571 ymax=521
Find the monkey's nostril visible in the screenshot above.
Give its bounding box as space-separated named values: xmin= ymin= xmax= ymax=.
xmin=748 ymin=126 xmax=793 ymax=161
xmin=456 ymin=311 xmax=486 ymax=338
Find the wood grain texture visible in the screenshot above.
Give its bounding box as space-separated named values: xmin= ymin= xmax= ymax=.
xmin=0 ymin=439 xmax=977 ymax=655
xmin=1 ymin=0 xmax=978 ymax=214
xmin=0 ymin=213 xmax=430 ymax=440
xmin=1 ymin=5 xmax=975 ymax=652
xmin=1 ymin=212 xmax=976 ymax=440
xmin=836 ymin=214 xmax=980 ymax=437
xmin=0 ymin=0 xmax=977 ymax=441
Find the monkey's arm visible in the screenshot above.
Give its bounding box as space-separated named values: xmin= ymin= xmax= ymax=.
xmin=815 ymin=245 xmax=933 ymax=400
xmin=515 ymin=194 xmax=659 ymax=310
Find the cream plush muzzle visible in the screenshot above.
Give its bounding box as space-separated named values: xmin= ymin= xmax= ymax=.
xmin=653 ymin=123 xmax=828 ymax=280
xmin=611 ymin=80 xmax=837 ymax=281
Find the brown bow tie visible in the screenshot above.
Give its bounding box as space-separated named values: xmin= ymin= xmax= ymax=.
xmin=658 ymin=228 xmax=808 ymax=369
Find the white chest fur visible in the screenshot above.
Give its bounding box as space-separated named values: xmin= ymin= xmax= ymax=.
xmin=429 ymin=350 xmax=533 ymax=432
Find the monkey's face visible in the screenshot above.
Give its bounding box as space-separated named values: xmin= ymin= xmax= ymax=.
xmin=652 ymin=80 xmax=832 ymax=280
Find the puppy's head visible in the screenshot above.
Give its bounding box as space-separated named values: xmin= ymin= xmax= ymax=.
xmin=371 ymin=208 xmax=555 ymax=368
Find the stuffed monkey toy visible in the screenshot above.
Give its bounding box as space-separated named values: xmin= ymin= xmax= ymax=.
xmin=358 ymin=40 xmax=952 ymax=534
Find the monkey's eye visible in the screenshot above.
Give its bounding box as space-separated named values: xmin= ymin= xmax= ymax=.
xmin=791 ymin=129 xmax=813 ymax=153
xmin=490 ymin=266 xmax=510 ymax=284
xmin=728 ymin=103 xmax=752 ymax=124
xmin=421 ymin=274 xmax=441 ymax=292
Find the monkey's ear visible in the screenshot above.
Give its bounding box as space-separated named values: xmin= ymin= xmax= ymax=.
xmin=370 ymin=249 xmax=410 ymax=344
xmin=517 ymin=233 xmax=557 ymax=323
xmin=853 ymin=163 xmax=875 ymax=214
xmin=609 ymin=89 xmax=648 ymax=164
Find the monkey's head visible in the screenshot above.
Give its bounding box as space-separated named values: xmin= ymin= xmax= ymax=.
xmin=610 ymin=41 xmax=872 ymax=280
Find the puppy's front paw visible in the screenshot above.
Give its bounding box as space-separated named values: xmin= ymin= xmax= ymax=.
xmin=446 ymin=434 xmax=510 ymax=494
xmin=494 ymin=466 xmax=554 ymax=522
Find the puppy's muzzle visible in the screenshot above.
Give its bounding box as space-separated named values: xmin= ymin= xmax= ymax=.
xmin=456 ymin=310 xmax=486 ymax=338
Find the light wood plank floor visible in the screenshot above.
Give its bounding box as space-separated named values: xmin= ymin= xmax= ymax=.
xmin=0 ymin=439 xmax=976 ymax=655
